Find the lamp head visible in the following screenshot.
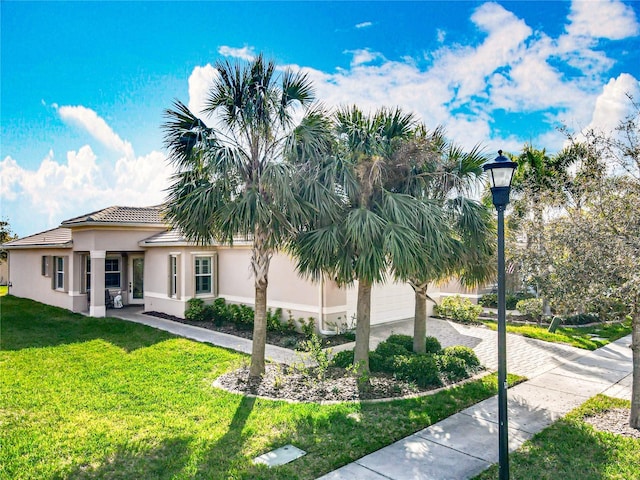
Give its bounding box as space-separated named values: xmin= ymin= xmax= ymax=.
xmin=483 ymin=150 xmax=517 ymax=208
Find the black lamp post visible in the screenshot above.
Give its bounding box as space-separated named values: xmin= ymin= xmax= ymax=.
xmin=483 ymin=150 xmax=517 ymax=480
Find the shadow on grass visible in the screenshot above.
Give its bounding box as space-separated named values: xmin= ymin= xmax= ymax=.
xmin=1 ymin=296 xmax=174 ymax=352
xmin=62 ymin=436 xmax=193 ymax=480
xmin=474 ymin=418 xmax=621 ymax=480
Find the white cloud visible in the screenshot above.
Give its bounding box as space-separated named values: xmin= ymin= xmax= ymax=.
xmin=345 ymin=48 xmax=383 ymax=67
xmin=355 ymin=21 xmax=372 ymax=29
xmin=188 ymin=63 xmax=217 ymax=117
xmin=218 ymin=45 xmax=256 ymax=61
xmin=114 ymin=150 xmax=173 ymax=206
xmin=567 ymin=0 xmax=639 ymax=40
xmin=0 ymin=156 xmax=23 ymax=201
xmin=2 ymin=104 xmax=173 ymax=234
xmin=58 ymin=105 xmax=135 ymax=159
xmin=587 ymin=73 xmax=640 ymax=133
xmin=181 ymin=1 xmax=636 ymax=156
xmin=1 ymin=147 xmax=104 ymax=225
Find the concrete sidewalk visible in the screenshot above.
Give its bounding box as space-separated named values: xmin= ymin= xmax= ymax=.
xmin=317 ymin=334 xmax=633 ymax=480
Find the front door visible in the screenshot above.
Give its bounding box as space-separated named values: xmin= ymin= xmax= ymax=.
xmin=128 ymin=255 xmax=144 ymax=305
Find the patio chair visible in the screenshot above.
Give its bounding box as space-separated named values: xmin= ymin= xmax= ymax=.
xmin=105 ymin=289 xmax=114 ymax=309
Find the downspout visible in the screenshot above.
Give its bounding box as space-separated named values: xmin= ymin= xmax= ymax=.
xmin=318 ymin=275 xmax=337 ymax=335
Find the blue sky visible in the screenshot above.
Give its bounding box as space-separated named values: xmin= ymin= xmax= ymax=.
xmin=2 ymin=1 xmax=639 ymax=237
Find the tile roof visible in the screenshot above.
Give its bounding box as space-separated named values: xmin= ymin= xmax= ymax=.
xmin=61 ymin=205 xmax=165 ymax=226
xmin=140 ymin=229 xmax=191 ymax=245
xmin=3 ymin=227 xmax=72 ymax=248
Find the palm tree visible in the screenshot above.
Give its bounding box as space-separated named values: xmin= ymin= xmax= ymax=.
xmin=292 ymin=106 xmax=446 ymax=373
xmin=162 ymin=54 xmax=332 ymax=379
xmin=391 ymin=128 xmax=495 ymax=353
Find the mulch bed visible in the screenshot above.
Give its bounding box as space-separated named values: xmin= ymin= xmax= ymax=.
xmin=583 ymin=408 xmax=640 ymax=439
xmin=143 ymin=311 xmax=355 ymax=350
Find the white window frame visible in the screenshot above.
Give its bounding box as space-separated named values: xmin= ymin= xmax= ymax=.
xmin=84 ymin=255 xmax=91 ymax=293
xmin=194 ymin=255 xmax=213 ymax=296
xmin=55 ymin=256 xmax=65 ymax=290
xmin=105 ymin=257 xmax=121 ymax=289
xmin=170 ymin=255 xmax=178 ymax=298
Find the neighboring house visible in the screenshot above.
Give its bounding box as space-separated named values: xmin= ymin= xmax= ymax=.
xmin=0 ymin=258 xmax=8 ymax=285
xmin=4 ymin=205 xmax=484 ymax=331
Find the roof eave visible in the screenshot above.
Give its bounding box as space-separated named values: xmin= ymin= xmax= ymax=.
xmin=4 ymin=241 xmax=73 ymax=250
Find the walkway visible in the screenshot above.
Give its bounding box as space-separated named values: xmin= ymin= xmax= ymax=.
xmin=109 ymin=307 xmax=301 ymax=365
xmin=109 ymin=308 xmax=633 ymax=479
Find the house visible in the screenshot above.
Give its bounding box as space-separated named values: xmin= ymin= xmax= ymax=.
xmin=4 ymin=205 xmax=484 ymax=331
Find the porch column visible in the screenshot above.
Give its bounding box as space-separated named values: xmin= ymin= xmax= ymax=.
xmin=90 ymin=250 xmax=106 ymax=317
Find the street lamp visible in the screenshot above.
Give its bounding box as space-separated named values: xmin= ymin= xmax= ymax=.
xmin=483 ymin=150 xmax=517 ymax=480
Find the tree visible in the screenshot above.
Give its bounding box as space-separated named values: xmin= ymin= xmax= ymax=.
xmin=0 ymin=219 xmax=18 ymax=261
xmin=162 ymin=54 xmax=332 ymax=379
xmin=293 ymin=106 xmax=445 ymax=373
xmin=525 ymin=101 xmax=640 ymax=429
xmin=391 ymin=128 xmax=495 ymax=353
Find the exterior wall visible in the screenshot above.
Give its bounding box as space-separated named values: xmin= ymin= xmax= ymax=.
xmin=143 ymin=245 xmax=345 ymax=325
xmin=346 ymin=279 xmax=417 ymax=326
xmin=437 ymin=278 xmax=485 ymax=303
xmin=72 ymin=227 xmax=165 ymax=252
xmin=7 ymin=248 xmax=77 ymax=310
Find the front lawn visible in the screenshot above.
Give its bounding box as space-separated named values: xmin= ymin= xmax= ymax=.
xmin=474 ymin=395 xmax=640 ymax=480
xmin=481 ymin=319 xmax=632 ymax=350
xmin=1 ymin=296 xmax=520 ymax=479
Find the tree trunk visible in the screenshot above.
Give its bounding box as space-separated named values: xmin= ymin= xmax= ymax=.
xmin=412 ymin=283 xmax=429 ymax=354
xmin=354 ymin=279 xmax=372 ymax=374
xmin=631 ymin=310 xmax=640 ymax=429
xmin=249 ymin=230 xmax=272 ymax=379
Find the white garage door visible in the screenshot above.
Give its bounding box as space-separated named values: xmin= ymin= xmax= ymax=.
xmin=346 ymin=279 xmax=416 ymax=325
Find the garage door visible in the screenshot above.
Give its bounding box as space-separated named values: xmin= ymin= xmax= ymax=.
xmin=346 ymin=280 xmax=416 ymax=325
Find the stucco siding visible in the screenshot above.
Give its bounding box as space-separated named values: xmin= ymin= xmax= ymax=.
xmin=72 ymin=228 xmax=165 ymax=252
xmin=8 ymin=248 xmax=76 ymax=310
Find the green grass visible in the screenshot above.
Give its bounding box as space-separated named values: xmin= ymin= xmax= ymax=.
xmin=1 ymin=295 xmax=523 ymax=480
xmin=481 ymin=319 xmax=632 ymax=350
xmin=474 ymin=395 xmax=640 ymax=480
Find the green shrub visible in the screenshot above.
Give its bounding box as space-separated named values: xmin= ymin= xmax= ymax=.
xmin=507 ymin=291 xmax=534 ymax=310
xmin=368 ymin=351 xmax=387 ymax=372
xmin=373 ymin=341 xmax=411 ymax=372
xmin=434 ymin=296 xmax=483 ymax=324
xmin=301 ymin=317 xmax=316 ymax=338
xmin=266 ymin=308 xmax=291 ymax=333
xmin=437 ymin=355 xmax=469 ymax=382
xmin=210 ymin=297 xmax=230 ymax=324
xmin=424 ymin=336 xmax=442 ymax=354
xmin=481 ymin=292 xmax=535 ymax=310
xmin=375 ymin=339 xmax=411 ymax=357
xmin=516 ymin=298 xmax=544 ymax=320
xmin=330 ymin=349 xmax=354 ymax=368
xmin=386 ymin=334 xmax=413 ymax=351
xmin=228 ymin=303 xmax=254 ymax=329
xmin=442 ymin=345 xmax=480 ymax=369
xmin=479 ymin=293 xmax=497 ymax=308
xmin=563 ymin=313 xmax=600 ymax=325
xmin=391 ymin=354 xmax=443 ymax=388
xmin=185 ymin=298 xmax=206 ymax=322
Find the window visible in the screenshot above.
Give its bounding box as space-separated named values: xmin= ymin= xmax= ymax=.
xmin=55 ymin=256 xmax=65 ymax=290
xmin=84 ymin=255 xmax=91 ymax=292
xmin=105 ymin=258 xmax=121 ymax=288
xmin=169 ymin=255 xmax=178 ymax=298
xmin=194 ymin=256 xmax=212 ymax=295
xmin=41 ymin=256 xmax=51 ymax=277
